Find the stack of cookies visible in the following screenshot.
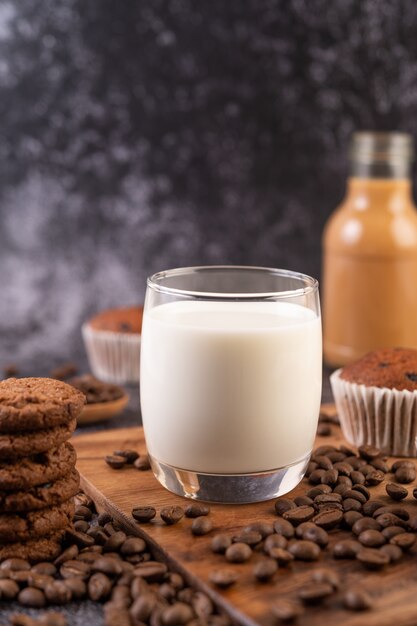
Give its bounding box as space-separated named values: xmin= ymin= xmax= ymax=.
xmin=0 ymin=378 xmax=85 ymax=562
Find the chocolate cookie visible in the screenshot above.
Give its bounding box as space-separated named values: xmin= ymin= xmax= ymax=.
xmin=0 ymin=418 xmax=76 ymax=461
xmin=0 ymin=468 xmax=80 ymax=513
xmin=0 ymin=500 xmax=74 ymax=543
xmin=0 ymin=442 xmax=76 ymax=490
xmin=0 ymin=377 xmax=85 ymax=432
xmin=0 ymin=532 xmax=64 ymax=563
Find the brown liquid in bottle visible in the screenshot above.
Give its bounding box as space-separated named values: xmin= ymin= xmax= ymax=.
xmin=323 ymin=133 xmax=417 ymax=366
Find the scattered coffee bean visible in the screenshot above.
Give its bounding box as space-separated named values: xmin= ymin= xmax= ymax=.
xmin=162 ymin=601 xmax=195 ymax=625
xmin=294 ymin=495 xmax=314 ymax=507
xmin=380 ymin=544 xmax=403 ymax=562
xmin=321 ymin=469 xmax=339 ymax=486
xmin=275 ymin=498 xmax=296 ymax=516
xmin=342 ymin=498 xmax=362 ymax=512
xmin=391 ymin=460 xmax=415 ymax=472
xmin=160 ymin=506 xmax=184 ymax=525
xmin=131 ymin=505 xmax=156 ymax=523
xmin=191 ymin=516 xmax=213 ymax=536
xmin=18 ymin=587 xmax=46 ymax=608
xmin=299 ymin=525 xmax=329 ymax=548
xmin=350 ymin=470 xmax=366 ymax=485
xmin=31 ymin=563 xmax=57 ymax=577
xmin=311 ymin=568 xmax=340 ymax=589
xmin=244 ymin=522 xmax=274 ymax=538
xmin=264 ymin=534 xmax=287 ymax=554
xmin=134 ymin=455 xmax=151 ymax=471
xmin=297 ymin=582 xmax=333 ymax=604
xmin=130 ymin=593 xmax=157 ymax=621
xmin=113 ymin=449 xmax=139 ymax=464
xmin=225 ymin=542 xmax=252 ymax=563
xmin=105 ymin=455 xmax=127 ymax=469
xmin=375 ymin=513 xmax=407 ymax=529
xmin=88 ymin=572 xmax=112 ymax=602
xmin=0 ymin=579 xmax=20 ymax=600
xmin=91 ymin=556 xmax=124 ymax=576
xmin=358 ymin=530 xmax=386 ymax=548
xmin=233 ymin=531 xmax=262 ymax=546
xmin=273 ymin=519 xmax=295 ymax=538
xmin=312 ymin=509 xmax=343 ymax=529
xmin=356 ymin=547 xmax=389 ymax=569
xmin=288 ymin=540 xmax=320 ymax=561
xmin=65 ymin=529 xmax=95 ymax=549
xmin=352 ymin=517 xmax=381 ymax=535
xmin=97 ymin=512 xmax=112 ymax=526
xmin=362 ymin=500 xmax=386 ymax=516
xmin=374 ymin=505 xmax=409 ymax=520
xmin=358 ymin=445 xmax=381 ymax=461
xmin=306 ymin=485 xmax=332 ymax=498
xmin=382 ymin=525 xmax=404 ymax=540
xmin=103 ymin=530 xmax=127 ymax=552
xmin=343 ymin=489 xmax=366 ymax=504
xmin=282 ymin=506 xmax=315 ymax=526
xmin=272 ymin=599 xmax=302 ymax=622
xmin=343 ymin=588 xmax=373 ymax=611
xmin=209 ymin=569 xmax=239 ymax=588
xmin=308 ymin=469 xmax=326 ymax=484
xmin=342 ymin=511 xmax=363 ymax=529
xmin=371 ymin=458 xmax=389 ymax=473
xmin=390 ymin=532 xmax=416 ymax=550
xmin=134 ymin=561 xmax=168 ymax=582
xmin=211 ymin=533 xmax=232 ymax=554
xmin=352 ymin=484 xmax=370 ymax=499
xmin=64 ymin=577 xmax=87 ymax=600
xmin=184 ymin=503 xmax=210 ymax=518
xmin=253 ymin=558 xmax=278 ymax=582
xmin=44 ymin=581 xmax=72 ymax=605
xmin=1 ymin=559 xmax=30 ymax=572
xmin=268 ymin=548 xmax=294 ymax=566
xmin=365 ymin=470 xmax=385 ymax=486
xmin=333 ymin=539 xmax=362 ymax=559
xmin=395 ymin=466 xmax=416 ymax=484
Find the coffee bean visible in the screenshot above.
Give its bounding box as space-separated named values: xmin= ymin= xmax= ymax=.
xmin=103 ymin=531 xmax=127 ymax=552
xmin=365 ymin=470 xmax=385 ymax=486
xmin=371 ymin=458 xmax=389 ymax=473
xmin=75 ymin=504 xmax=93 ymax=521
xmin=311 ymin=568 xmax=340 ymax=589
xmin=395 ymin=466 xmax=416 ymax=484
xmin=350 ymin=471 xmax=366 ymax=485
xmin=113 ymin=449 xmax=139 ymax=464
xmin=160 ymin=506 xmax=184 ymax=525
xmin=294 ymin=495 xmax=314 ymax=507
xmin=321 ymin=469 xmax=338 ymax=486
xmin=298 ymin=582 xmax=333 ymax=604
xmin=333 ymin=462 xmax=352 ymax=476
xmin=27 ymin=573 xmax=54 ymax=591
xmin=18 ymin=587 xmax=46 ymax=607
xmin=358 ymin=444 xmax=381 ymax=461
xmin=264 ymin=534 xmax=287 ymax=553
xmin=9 ymin=570 xmax=31 ymax=585
xmin=312 ymin=455 xmax=333 ymax=469
xmin=209 ymin=569 xmax=239 ymax=588
xmin=341 ymin=498 xmax=361 ymax=512
xmin=31 ymin=563 xmax=57 ymax=577
xmin=88 ymin=572 xmax=112 ymax=602
xmin=105 ymin=455 xmax=127 ymax=469
xmin=374 ymin=505 xmax=409 ymax=520
xmin=92 ymin=557 xmax=124 ymax=577
xmin=0 ymin=579 xmax=19 ymax=600
xmin=268 ymin=548 xmax=294 ymax=566
xmin=308 ymin=469 xmax=326 ymax=484
xmin=356 ymin=547 xmax=389 ymax=569
xmin=306 ymin=485 xmax=332 ymax=498
xmin=134 ymin=561 xmax=168 ymax=582
xmin=319 ymin=411 xmax=339 ymax=424
xmin=272 ymin=599 xmax=302 ymax=622
xmin=289 ymin=540 xmax=320 ymax=561
xmin=352 ymin=517 xmax=381 ymax=535
xmin=382 ymin=525 xmax=405 ymax=540
xmin=343 ymin=588 xmax=373 ymax=611
xmin=191 ymin=516 xmax=213 ymax=536
xmin=244 ymin=522 xmax=274 ymax=538
xmin=275 ymin=498 xmax=296 ymax=515
xmin=358 ymin=530 xmax=386 ymax=548
xmin=184 ymin=503 xmax=210 ymax=518
xmin=317 ymin=423 xmax=332 ymax=436
xmin=0 ymin=559 xmax=30 ymax=571
xmin=64 ymin=577 xmax=87 ymax=600
xmin=315 ymin=493 xmax=342 ymax=505
xmin=313 ymin=509 xmax=343 ymax=529
xmin=225 ymin=543 xmax=252 ymax=563
xmin=345 ymin=456 xmax=366 ymax=469
xmin=391 ymin=460 xmax=415 ymax=472
xmin=192 ymin=591 xmax=213 ymax=618
xmin=45 ymin=581 xmax=72 ymax=605
xmin=375 ymin=513 xmax=407 ymax=529
xmin=132 ymin=506 xmax=156 ymax=523
xmin=390 ymin=532 xmax=416 ymax=550
xmin=65 ymin=529 xmax=95 ymax=549
xmin=380 ymin=544 xmax=403 ymax=562
xmin=333 ymin=539 xmax=362 ymax=559
xmin=351 ymin=484 xmax=370 ymax=499
xmin=233 ymin=531 xmax=262 ymax=546
xmin=283 ymin=506 xmax=315 ymax=526
xmin=253 ymin=558 xmax=278 ymax=582
xmin=74 ymin=520 xmax=89 ymax=533
xmin=306 ymin=461 xmax=318 ymax=475
xmin=130 ymin=593 xmax=156 ymax=621
xmin=342 ymin=511 xmax=363 ymax=528
xmin=211 ymin=533 xmax=232 ymax=554
xmin=60 ymin=560 xmax=91 ymax=580
xmin=133 ymin=455 xmax=151 ymax=471
xmin=273 ymin=519 xmax=295 ymax=538
xmin=343 ymin=489 xmax=367 ymax=504
xmin=54 ymin=545 xmax=79 ymax=566
xmin=162 ymin=601 xmax=195 ymax=625
xmin=97 ymin=512 xmax=112 ymax=526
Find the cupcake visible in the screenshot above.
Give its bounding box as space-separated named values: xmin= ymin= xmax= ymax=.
xmin=331 ymin=348 xmax=417 ymax=456
xmin=82 ymin=306 xmax=143 ymax=384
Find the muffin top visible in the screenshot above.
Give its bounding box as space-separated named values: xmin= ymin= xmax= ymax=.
xmin=340 ymin=347 xmax=417 ymax=390
xmin=87 ymin=306 xmax=143 ymax=333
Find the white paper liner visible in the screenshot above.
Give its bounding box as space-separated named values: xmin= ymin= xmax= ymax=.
xmin=330 ymin=369 xmax=417 ymax=457
xmin=82 ymin=324 xmax=141 ymax=384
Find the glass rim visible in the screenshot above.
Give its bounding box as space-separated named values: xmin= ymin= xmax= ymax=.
xmin=147 ymin=265 xmax=318 ymax=300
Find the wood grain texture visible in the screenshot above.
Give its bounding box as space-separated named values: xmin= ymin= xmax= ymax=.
xmin=73 ymin=406 xmax=417 ymax=626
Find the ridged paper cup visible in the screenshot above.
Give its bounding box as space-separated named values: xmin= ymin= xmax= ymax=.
xmin=330 ymin=369 xmax=417 ymax=457
xmin=82 ymin=324 xmax=141 ymax=384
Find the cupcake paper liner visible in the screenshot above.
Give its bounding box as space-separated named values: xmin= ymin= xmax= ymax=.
xmin=330 ymin=369 xmax=417 ymax=457
xmin=82 ymin=324 xmax=141 ymax=384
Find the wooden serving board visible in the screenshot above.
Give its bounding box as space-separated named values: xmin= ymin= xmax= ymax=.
xmin=73 ymin=406 xmax=417 ymax=626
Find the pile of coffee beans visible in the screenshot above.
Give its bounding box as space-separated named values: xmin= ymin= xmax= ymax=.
xmin=0 ymin=493 xmax=231 ymax=626
xmin=105 ymin=449 xmax=151 ymax=471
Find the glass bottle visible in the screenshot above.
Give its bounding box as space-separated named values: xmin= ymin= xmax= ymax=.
xmin=323 ymin=132 xmax=417 ymax=366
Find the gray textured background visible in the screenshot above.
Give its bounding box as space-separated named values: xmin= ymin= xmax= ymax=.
xmin=2 ymin=0 xmax=417 ymax=375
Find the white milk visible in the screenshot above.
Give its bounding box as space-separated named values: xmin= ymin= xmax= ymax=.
xmin=140 ymin=300 xmax=322 ymax=474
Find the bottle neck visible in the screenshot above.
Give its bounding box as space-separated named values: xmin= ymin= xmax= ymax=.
xmin=349 ymin=159 xmax=411 ymax=179
xmin=346 ymin=177 xmax=413 ymax=212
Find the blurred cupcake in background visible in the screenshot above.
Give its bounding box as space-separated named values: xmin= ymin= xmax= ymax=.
xmin=82 ymin=306 xmax=143 ymax=384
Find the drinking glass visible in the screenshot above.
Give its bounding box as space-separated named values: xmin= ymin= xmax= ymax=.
xmin=140 ymin=266 xmax=322 ymax=503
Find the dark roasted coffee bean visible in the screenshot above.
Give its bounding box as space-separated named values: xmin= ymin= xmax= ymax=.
xmin=314 ymin=493 xmax=342 ymax=505
xmin=92 ymin=557 xmax=124 ymax=576
xmin=365 ymin=470 xmax=385 ymax=486
xmin=133 ymin=455 xmax=151 ymax=471
xmin=211 ymin=533 xmax=232 ymax=554
xmin=9 ymin=570 xmax=31 ymax=585
xmin=295 ymin=522 xmax=315 ymax=538
xmin=113 ymin=449 xmax=139 ymax=464
xmin=134 ymin=561 xmax=168 ymax=582
xmin=60 ymin=560 xmax=91 ymax=580
xmin=313 ymin=455 xmax=333 ymax=469
xmin=350 ymin=470 xmax=365 ymax=485
xmin=264 ymin=534 xmax=287 ymax=553
xmin=380 ymin=544 xmax=403 ymax=562
xmin=272 ymin=599 xmax=302 ymax=622
xmin=390 ymin=532 xmax=416 ymax=550
xmin=288 ymin=540 xmax=320 ymax=561
xmin=356 ymin=548 xmax=389 ymax=569
xmin=333 ymin=483 xmax=350 ymax=496
xmin=74 ymin=520 xmax=90 ymax=533
xmin=132 ymin=506 xmax=156 ymax=523
xmin=184 ymin=503 xmax=210 ymax=518
xmin=105 ymin=455 xmax=127 ymax=469
xmin=395 ymin=466 xmax=416 ymax=484
xmin=342 ymin=511 xmax=363 ymax=528
xmin=352 ymin=517 xmax=381 ymax=535
xmin=345 ymin=456 xmax=366 ymax=469
xmin=65 ymin=529 xmax=95 ymax=549
xmin=409 ymin=516 xmax=417 ymax=531
xmin=1 ymin=558 xmax=30 ymax=571
xmin=88 ymin=572 xmax=112 ymax=602
xmin=308 ymin=469 xmax=325 ymax=484
xmin=321 ymin=469 xmax=338 ymax=486
xmin=343 ymin=588 xmax=373 ymax=611
xmin=120 ymin=537 xmax=146 ymax=556
xmin=339 ymin=444 xmax=356 ymax=456
xmin=306 ymin=461 xmax=318 ymax=475
xmin=297 ymin=582 xmax=333 ymax=604
xmin=317 ymin=423 xmax=332 ymax=436
xmin=98 ymin=512 xmax=112 ymax=526
xmin=103 ymin=531 xmax=127 ymax=552
xmin=27 ymin=573 xmax=54 ymax=591
xmin=45 ymin=580 xmax=72 ymax=605
xmin=233 ymin=531 xmax=262 ymax=546
xmin=192 ymin=591 xmax=213 ymax=619
xmin=358 ymin=530 xmax=386 ymax=548
xmin=313 ymin=509 xmax=343 ymax=529
xmin=160 ymin=506 xmax=184 ymax=525
xmin=301 ymin=525 xmax=329 ymax=548
xmin=333 ymin=462 xmax=352 ymax=476
xmin=373 ymin=505 xmax=409 ymax=520
xmin=18 ymin=587 xmax=46 ymax=607
xmin=274 ymin=519 xmax=295 ymax=538
xmin=31 ymin=562 xmax=57 ymax=577
xmin=306 ymin=485 xmax=332 ymax=498
xmin=391 ymin=460 xmax=415 ymax=472
xmin=351 ymin=484 xmax=370 ymax=499
xmin=130 ymin=593 xmax=156 ymax=621
xmin=268 ymin=547 xmax=294 ymax=566
xmin=358 ymin=444 xmax=381 ymax=461
xmin=371 ymin=458 xmax=389 ymax=473
xmin=311 ymin=568 xmax=340 ymax=589
xmin=209 ymin=569 xmax=239 ymax=588
xmin=75 ymin=505 xmax=93 ymax=521
xmin=343 ymin=489 xmax=366 ymax=504
xmin=375 ymin=513 xmax=407 ymax=529
xmin=253 ymin=558 xmax=278 ymax=582
xmin=382 ymin=525 xmax=405 ymax=540
xmin=275 ymin=498 xmax=296 ymax=515
xmin=333 ymin=539 xmax=362 ymax=559
xmin=362 ymin=500 xmax=385 ymax=516
xmin=225 ymin=542 xmax=252 ymax=563
xmin=283 ymin=506 xmax=315 ymax=526
xmin=191 ymin=516 xmax=213 ymax=536
xmin=342 ymin=498 xmax=363 ymax=512
xmin=294 ymin=495 xmax=314 ymax=507
xmin=244 ymin=522 xmax=274 ymax=538
xmin=64 ymin=577 xmax=87 ymax=600
xmin=162 ymin=601 xmax=194 ymax=626
xmin=54 ymin=545 xmax=79 ymax=566
xmin=0 ymin=579 xmax=19 ymax=600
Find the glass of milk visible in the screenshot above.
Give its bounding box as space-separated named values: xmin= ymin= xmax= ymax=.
xmin=140 ymin=266 xmax=322 ymax=503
